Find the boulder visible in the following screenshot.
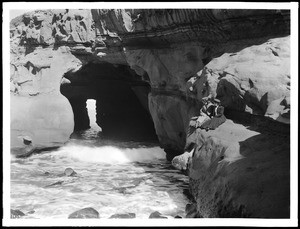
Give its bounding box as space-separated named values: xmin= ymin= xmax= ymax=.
xmin=200 ymin=37 xmax=290 ymax=118
xmin=11 ymin=209 xmax=25 ymax=218
xmin=64 ymin=168 xmax=77 ymax=176
xmin=22 ymin=136 xmax=32 ymax=145
xmin=172 ymin=151 xmax=192 ymax=171
xmin=149 ymin=211 xmax=168 ymax=219
xmin=68 ymin=207 xmax=100 ymax=219
xmin=109 ymin=213 xmax=136 ymax=219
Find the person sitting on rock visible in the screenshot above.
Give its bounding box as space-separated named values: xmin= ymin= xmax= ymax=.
xmin=195 ymin=97 xmax=214 ymax=128
xmin=200 ymin=98 xmax=226 ymax=131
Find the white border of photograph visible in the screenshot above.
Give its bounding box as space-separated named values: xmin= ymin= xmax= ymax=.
xmin=2 ymin=2 xmax=298 ymax=227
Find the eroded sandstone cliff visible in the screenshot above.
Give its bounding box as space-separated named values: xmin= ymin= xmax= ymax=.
xmin=10 ymin=9 xmax=290 ymax=218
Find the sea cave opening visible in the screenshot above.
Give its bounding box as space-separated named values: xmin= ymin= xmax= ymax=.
xmin=60 ymin=61 xmax=158 ymax=142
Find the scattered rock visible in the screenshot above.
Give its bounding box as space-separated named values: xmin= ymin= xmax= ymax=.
xmin=27 ymin=210 xmax=35 ymax=214
xmin=64 ymin=168 xmax=77 ymax=176
xmin=174 ymin=215 xmax=183 ymax=218
xmin=45 ymin=180 xmax=64 ymax=188
xmin=145 ymin=179 xmax=153 ymax=185
xmin=68 ymin=207 xmax=100 ymax=219
xmin=171 ymin=151 xmax=191 ymax=171
xmin=11 ymin=209 xmax=25 ymax=218
xmin=23 ymin=136 xmax=32 ymax=145
xmin=109 ymin=213 xmax=136 ymax=219
xmin=149 ymin=211 xmax=168 ymax=219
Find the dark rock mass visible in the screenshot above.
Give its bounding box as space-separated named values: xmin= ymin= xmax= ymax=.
xmin=11 ymin=209 xmax=26 ymax=219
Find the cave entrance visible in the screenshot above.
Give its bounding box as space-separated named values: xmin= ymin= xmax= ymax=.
xmin=60 ymin=62 xmax=158 ymax=142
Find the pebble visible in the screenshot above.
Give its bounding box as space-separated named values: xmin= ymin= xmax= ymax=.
xmin=145 ymin=179 xmax=153 ymax=185
xmin=64 ymin=168 xmax=77 ymax=176
xmin=27 ymin=210 xmax=35 ymax=214
xmin=23 ymin=136 xmax=32 ymax=145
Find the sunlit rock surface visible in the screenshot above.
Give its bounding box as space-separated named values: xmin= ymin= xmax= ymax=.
xmin=10 ymin=46 xmax=79 ymax=147
xmin=172 ymin=119 xmax=289 ymax=218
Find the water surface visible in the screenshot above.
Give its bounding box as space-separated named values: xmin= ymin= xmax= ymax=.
xmin=11 ymin=129 xmax=189 ymax=219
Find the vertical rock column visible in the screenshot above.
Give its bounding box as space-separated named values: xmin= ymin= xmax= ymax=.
xmin=69 ymin=97 xmax=90 ymax=131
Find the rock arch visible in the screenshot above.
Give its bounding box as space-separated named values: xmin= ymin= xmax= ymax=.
xmin=60 ymin=61 xmax=158 ymax=141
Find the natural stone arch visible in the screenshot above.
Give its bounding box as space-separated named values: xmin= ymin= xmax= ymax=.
xmin=60 ymin=61 xmax=158 ymax=141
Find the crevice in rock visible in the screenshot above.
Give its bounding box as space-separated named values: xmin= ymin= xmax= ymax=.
xmin=68 ymin=97 xmax=90 ymax=131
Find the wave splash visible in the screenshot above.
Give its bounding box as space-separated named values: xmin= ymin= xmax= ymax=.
xmin=51 ymin=143 xmax=166 ymax=164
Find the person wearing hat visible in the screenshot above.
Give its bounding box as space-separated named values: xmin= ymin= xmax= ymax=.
xmin=195 ymin=98 xmax=212 ymax=128
xmin=200 ymin=98 xmax=226 ymax=131
xmin=213 ymin=98 xmax=224 ymax=117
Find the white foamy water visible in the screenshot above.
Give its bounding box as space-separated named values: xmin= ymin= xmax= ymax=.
xmin=10 ymin=133 xmax=189 ymax=219
xmin=53 ymin=144 xmax=166 ymax=164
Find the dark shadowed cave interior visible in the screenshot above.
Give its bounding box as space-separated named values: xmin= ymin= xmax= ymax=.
xmin=60 ymin=62 xmax=158 ymax=142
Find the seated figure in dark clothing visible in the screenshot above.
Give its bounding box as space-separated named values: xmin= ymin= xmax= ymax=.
xmin=200 ymin=98 xmax=226 ymax=131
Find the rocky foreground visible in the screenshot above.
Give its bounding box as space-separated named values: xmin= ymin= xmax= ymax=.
xmin=10 ymin=9 xmax=291 ymax=218
xmin=172 ymin=117 xmax=289 ymax=217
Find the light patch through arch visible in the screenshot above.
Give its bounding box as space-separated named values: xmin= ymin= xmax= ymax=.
xmin=86 ymin=99 xmax=102 ymax=132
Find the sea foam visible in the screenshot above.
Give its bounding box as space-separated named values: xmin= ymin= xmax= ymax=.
xmin=51 ymin=144 xmax=166 ymax=164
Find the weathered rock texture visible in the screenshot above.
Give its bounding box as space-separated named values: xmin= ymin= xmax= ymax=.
xmin=174 ymin=119 xmax=289 ymax=218
xmin=10 ymin=9 xmax=290 ymax=218
xmin=10 ymin=9 xmax=290 ymax=149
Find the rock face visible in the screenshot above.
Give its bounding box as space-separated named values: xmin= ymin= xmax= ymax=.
xmin=202 ymin=37 xmax=290 ymax=116
xmin=10 ymin=9 xmax=290 ymax=150
xmin=173 ymin=118 xmax=290 ymax=218
xmin=10 ymin=9 xmax=291 ymax=218
xmin=10 ymin=46 xmax=78 ymax=147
